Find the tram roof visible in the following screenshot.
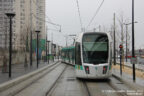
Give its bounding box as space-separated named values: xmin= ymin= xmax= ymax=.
xmin=75 ymin=32 xmax=111 ymax=42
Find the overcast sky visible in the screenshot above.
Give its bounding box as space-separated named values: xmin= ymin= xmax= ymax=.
xmin=46 ymin=0 xmax=144 ymax=49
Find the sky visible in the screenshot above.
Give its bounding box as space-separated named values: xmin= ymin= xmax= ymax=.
xmin=46 ymin=0 xmax=144 ymax=50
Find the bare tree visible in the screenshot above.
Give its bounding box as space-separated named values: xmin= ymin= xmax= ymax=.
xmin=20 ymin=25 xmax=31 ymax=52
xmin=117 ymin=13 xmax=125 ymax=45
xmin=117 ymin=12 xmax=130 ymax=67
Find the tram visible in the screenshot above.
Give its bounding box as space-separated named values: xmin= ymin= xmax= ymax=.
xmin=61 ymin=32 xmax=112 ymax=79
xmin=75 ymin=32 xmax=112 ymax=79
xmin=61 ymin=46 xmax=75 ymax=65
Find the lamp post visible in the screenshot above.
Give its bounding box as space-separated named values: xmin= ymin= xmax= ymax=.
xmin=132 ymin=0 xmax=135 ymax=82
xmin=58 ymin=46 xmax=60 ymax=61
xmin=45 ymin=32 xmax=47 ymax=62
xmin=35 ymin=30 xmax=40 ymax=68
xmin=125 ymin=24 xmax=129 ymax=62
xmin=30 ymin=0 xmax=33 ymax=67
xmin=113 ymin=13 xmax=116 ymax=65
xmin=45 ymin=39 xmax=47 ymax=62
xmin=5 ymin=13 xmax=15 ymax=78
xmin=52 ymin=44 xmax=56 ymax=62
xmin=51 ymin=32 xmax=54 ymax=62
xmin=47 ymin=41 xmax=50 ymax=64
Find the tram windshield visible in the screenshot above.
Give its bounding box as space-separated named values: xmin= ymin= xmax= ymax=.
xmin=82 ymin=33 xmax=108 ymax=64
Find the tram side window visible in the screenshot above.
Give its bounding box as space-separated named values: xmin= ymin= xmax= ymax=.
xmin=75 ymin=42 xmax=82 ymax=65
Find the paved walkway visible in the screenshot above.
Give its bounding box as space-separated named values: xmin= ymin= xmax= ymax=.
xmin=0 ymin=60 xmax=58 ymax=84
xmin=112 ymin=64 xmax=144 ymax=87
xmin=116 ymin=60 xmax=144 ymax=71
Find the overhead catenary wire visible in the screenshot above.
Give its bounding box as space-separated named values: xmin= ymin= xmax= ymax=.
xmin=32 ymin=13 xmax=61 ymax=27
xmin=76 ymin=0 xmax=83 ymax=32
xmin=86 ymin=0 xmax=105 ymax=30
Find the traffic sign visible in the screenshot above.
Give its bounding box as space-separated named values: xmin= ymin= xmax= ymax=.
xmin=130 ymin=57 xmax=137 ymax=64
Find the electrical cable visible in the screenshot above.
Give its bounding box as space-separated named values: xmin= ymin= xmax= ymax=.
xmin=86 ymin=0 xmax=105 ymax=29
xmin=32 ymin=13 xmax=61 ymax=27
xmin=76 ymin=0 xmax=83 ymax=32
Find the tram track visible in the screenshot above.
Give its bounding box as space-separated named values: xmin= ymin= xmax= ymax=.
xmin=0 ymin=62 xmax=62 ymax=96
xmin=107 ymin=80 xmax=128 ymax=96
xmin=44 ymin=63 xmax=143 ymax=96
xmin=14 ymin=62 xmax=67 ymax=96
xmin=6 ymin=62 xmax=143 ymax=96
xmin=46 ymin=65 xmax=89 ymax=96
xmin=13 ymin=62 xmax=62 ymax=96
xmin=45 ymin=64 xmax=92 ymax=96
xmin=80 ymin=76 xmax=139 ymax=96
xmin=82 ymin=81 xmax=92 ymax=96
xmin=45 ymin=65 xmax=67 ymax=96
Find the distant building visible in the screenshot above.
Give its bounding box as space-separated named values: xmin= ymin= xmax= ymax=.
xmin=0 ymin=0 xmax=15 ymax=49
xmin=0 ymin=0 xmax=46 ymax=51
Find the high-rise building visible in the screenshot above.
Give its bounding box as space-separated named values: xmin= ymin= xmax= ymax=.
xmin=0 ymin=0 xmax=15 ymax=49
xmin=0 ymin=0 xmax=46 ymax=50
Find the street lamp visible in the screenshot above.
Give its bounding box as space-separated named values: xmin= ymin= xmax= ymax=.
xmin=58 ymin=46 xmax=60 ymax=61
xmin=59 ymin=25 xmax=61 ymax=32
xmin=45 ymin=32 xmax=47 ymax=63
xmin=64 ymin=35 xmax=68 ymax=47
xmin=52 ymin=44 xmax=56 ymax=62
xmin=35 ymin=30 xmax=40 ymax=68
xmin=113 ymin=13 xmax=116 ymax=65
xmin=47 ymin=40 xmax=50 ymax=64
xmin=5 ymin=13 xmax=15 ymax=78
xmin=30 ymin=0 xmax=33 ymax=67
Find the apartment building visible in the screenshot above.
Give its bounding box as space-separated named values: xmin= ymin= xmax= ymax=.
xmin=0 ymin=0 xmax=46 ymax=51
xmin=0 ymin=0 xmax=15 ymax=49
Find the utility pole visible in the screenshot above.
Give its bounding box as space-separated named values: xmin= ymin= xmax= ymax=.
xmin=30 ymin=0 xmax=33 ymax=67
xmin=46 ymin=26 xmax=50 ymax=64
xmin=126 ymin=24 xmax=128 ymax=62
xmin=120 ymin=15 xmax=124 ymax=69
xmin=113 ymin=13 xmax=116 ymax=65
xmin=93 ymin=28 xmax=96 ymax=32
xmin=99 ymin=25 xmax=101 ymax=32
xmin=47 ymin=41 xmax=50 ymax=64
xmin=132 ymin=0 xmax=136 ymax=82
xmin=119 ymin=45 xmax=123 ymax=76
xmin=58 ymin=46 xmax=60 ymax=61
xmin=65 ymin=36 xmax=68 ymax=47
xmin=45 ymin=27 xmax=47 ymax=62
xmin=51 ymin=32 xmax=54 ymax=62
xmin=35 ymin=30 xmax=40 ymax=68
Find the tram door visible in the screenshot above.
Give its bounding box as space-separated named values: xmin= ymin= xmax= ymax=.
xmin=75 ymin=42 xmax=86 ymax=77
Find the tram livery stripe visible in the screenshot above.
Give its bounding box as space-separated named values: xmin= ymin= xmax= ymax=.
xmin=75 ymin=65 xmax=83 ymax=70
